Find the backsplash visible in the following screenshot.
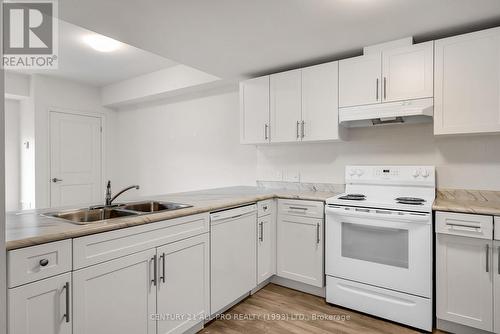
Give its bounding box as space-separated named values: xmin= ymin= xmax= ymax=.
xmin=257 ymin=180 xmax=344 ymax=193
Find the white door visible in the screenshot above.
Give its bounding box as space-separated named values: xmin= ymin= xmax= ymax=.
xmin=73 ymin=249 xmax=156 ymax=334
xmin=50 ymin=111 xmax=102 ymax=207
xmin=436 ymin=234 xmax=493 ymax=331
xmin=277 ymin=214 xmax=323 ymax=287
xmin=339 ymin=53 xmax=381 ymax=108
xmin=239 ymin=76 xmax=270 ymax=144
xmin=257 ymin=214 xmax=276 ymax=284
xmin=270 ymin=69 xmax=302 ymax=143
xmin=210 ymin=212 xmax=257 ymax=314
xmin=8 ymin=273 xmax=72 ymax=334
xmin=434 ymin=27 xmax=500 ymax=135
xmin=301 ymin=61 xmax=340 ymax=142
xmin=156 ymin=234 xmax=210 ymax=334
xmin=382 ymin=41 xmax=434 ymax=102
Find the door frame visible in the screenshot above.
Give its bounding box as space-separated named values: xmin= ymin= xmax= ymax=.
xmin=48 ymin=107 xmax=105 ymax=207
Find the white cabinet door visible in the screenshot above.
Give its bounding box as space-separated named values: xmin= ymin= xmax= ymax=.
xmin=494 ymin=240 xmax=500 ymax=334
xmin=211 ymin=212 xmax=257 ymax=314
xmin=382 ymin=41 xmax=434 ymax=102
xmin=257 ymin=214 xmax=276 ymax=284
xmin=436 ymin=234 xmax=493 ymax=331
xmin=73 ymin=249 xmax=156 ymax=334
xmin=301 ymin=61 xmax=340 ymax=142
xmin=434 ymin=27 xmax=500 ymax=135
xmin=277 ymin=214 xmax=323 ymax=287
xmin=9 ymin=272 xmax=72 ymax=334
xmin=156 ymin=234 xmax=210 ymax=334
xmin=240 ymin=76 xmax=270 ymax=144
xmin=270 ymin=69 xmax=302 ymax=143
xmin=339 ymin=54 xmax=381 ymax=108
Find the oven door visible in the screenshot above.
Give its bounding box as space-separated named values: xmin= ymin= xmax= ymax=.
xmin=325 ymin=205 xmax=432 ymax=298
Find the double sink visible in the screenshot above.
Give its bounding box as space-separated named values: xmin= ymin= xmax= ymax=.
xmin=46 ymin=201 xmax=192 ymax=225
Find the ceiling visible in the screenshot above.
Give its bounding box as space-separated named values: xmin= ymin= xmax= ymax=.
xmin=15 ymin=20 xmax=178 ymax=87
xmin=59 ymin=0 xmax=500 ymax=81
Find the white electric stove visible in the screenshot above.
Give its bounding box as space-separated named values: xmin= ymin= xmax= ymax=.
xmin=325 ymin=165 xmax=435 ymax=332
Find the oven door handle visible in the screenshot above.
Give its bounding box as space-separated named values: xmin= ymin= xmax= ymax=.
xmin=325 ymin=205 xmax=430 ymax=223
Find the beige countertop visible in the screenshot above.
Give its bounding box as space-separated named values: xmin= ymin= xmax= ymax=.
xmin=6 ymin=186 xmax=337 ymax=251
xmin=433 ymin=189 xmax=500 ymax=216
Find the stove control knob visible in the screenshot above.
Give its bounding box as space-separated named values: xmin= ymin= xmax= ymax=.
xmin=348 ymin=169 xmax=356 ymax=176
xmin=356 ymin=169 xmax=364 ymax=176
xmin=412 ymin=169 xmax=421 ymax=178
xmin=421 ymin=169 xmax=430 ymax=178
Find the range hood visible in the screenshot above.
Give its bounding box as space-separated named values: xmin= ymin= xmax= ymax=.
xmin=339 ymin=98 xmax=433 ymax=128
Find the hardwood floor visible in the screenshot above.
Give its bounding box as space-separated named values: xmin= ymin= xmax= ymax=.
xmin=200 ymin=284 xmax=445 ymax=334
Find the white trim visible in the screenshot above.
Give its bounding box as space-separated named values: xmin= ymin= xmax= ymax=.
xmin=47 ymin=108 xmax=105 ymax=207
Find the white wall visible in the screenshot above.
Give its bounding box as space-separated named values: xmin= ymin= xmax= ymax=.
xmin=113 ymin=91 xmax=256 ymax=197
xmin=31 ymin=74 xmax=117 ymax=208
xmin=257 ymin=123 xmax=500 ymax=190
xmin=4 ymin=99 xmax=20 ymax=211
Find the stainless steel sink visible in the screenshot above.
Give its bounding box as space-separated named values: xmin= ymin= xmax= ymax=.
xmin=46 ymin=207 xmax=139 ymax=224
xmin=45 ymin=201 xmax=192 ymax=224
xmin=120 ymin=201 xmax=192 ymax=213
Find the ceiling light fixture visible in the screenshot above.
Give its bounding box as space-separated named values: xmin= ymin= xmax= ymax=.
xmin=83 ymin=34 xmax=122 ymax=52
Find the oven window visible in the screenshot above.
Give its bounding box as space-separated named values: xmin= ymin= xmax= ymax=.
xmin=341 ymin=222 xmax=409 ymax=268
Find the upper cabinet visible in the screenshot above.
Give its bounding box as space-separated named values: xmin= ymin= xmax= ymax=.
xmin=339 ymin=54 xmax=381 ymax=108
xmin=239 ymin=76 xmax=270 ymax=144
xmin=301 ymin=62 xmax=340 ymax=142
xmin=383 ymin=41 xmax=434 ymax=102
xmin=339 ymin=41 xmax=434 ymax=108
xmin=434 ymin=27 xmax=500 ymax=135
xmin=270 ymin=69 xmax=302 ymax=143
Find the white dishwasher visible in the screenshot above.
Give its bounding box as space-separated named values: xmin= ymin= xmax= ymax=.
xmin=210 ymin=204 xmax=257 ymax=316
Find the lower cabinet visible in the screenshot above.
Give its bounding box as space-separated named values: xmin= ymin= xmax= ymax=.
xmin=277 ymin=213 xmax=324 ymax=287
xmin=257 ymin=212 xmax=276 ymax=284
xmin=436 ymin=234 xmax=493 ymax=331
xmin=73 ymin=248 xmax=157 ymax=334
xmin=8 ymin=272 xmax=72 ymax=334
xmin=156 ymin=233 xmax=210 ymax=334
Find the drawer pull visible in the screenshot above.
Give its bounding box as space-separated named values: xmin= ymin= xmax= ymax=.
xmin=262 ymin=205 xmax=268 ymax=210
xmin=39 ymin=259 xmax=49 ymax=267
xmin=446 ymin=222 xmax=480 ymax=232
xmin=289 ymin=206 xmax=308 ymax=211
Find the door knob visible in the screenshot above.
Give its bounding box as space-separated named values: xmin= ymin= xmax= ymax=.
xmin=52 ymin=178 xmax=63 ymax=183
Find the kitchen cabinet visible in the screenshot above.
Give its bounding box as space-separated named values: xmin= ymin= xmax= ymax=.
xmin=339 ymin=42 xmax=433 ymax=108
xmin=73 ymin=248 xmax=157 ymax=334
xmin=257 ymin=200 xmax=276 ymax=284
xmin=156 ymin=233 xmax=210 ymax=334
xmin=210 ymin=205 xmax=257 ymax=315
xmin=270 ymin=69 xmax=302 ymax=143
xmin=436 ymin=211 xmax=494 ymax=332
xmin=339 ymin=53 xmax=381 ymax=108
xmin=434 ymin=27 xmax=500 ymax=135
xmin=239 ymin=76 xmax=270 ymax=144
xmin=301 ymin=61 xmax=340 ymax=142
xmin=277 ymin=200 xmax=324 ymax=288
xmin=8 ymin=272 xmax=72 ymax=334
xmin=382 ymin=41 xmax=433 ymax=102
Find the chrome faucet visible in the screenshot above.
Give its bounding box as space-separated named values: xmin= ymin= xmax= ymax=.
xmin=105 ymin=181 xmax=140 ymax=206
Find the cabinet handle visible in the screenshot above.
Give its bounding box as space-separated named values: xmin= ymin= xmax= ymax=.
xmin=160 ymin=253 xmax=166 ymax=284
xmin=259 ymin=221 xmax=264 ymax=242
xmin=296 ymin=121 xmax=300 ymax=139
xmin=486 ymin=244 xmax=490 ymax=273
xmin=316 ymin=223 xmax=320 ymax=244
xmin=498 ymin=246 xmax=500 ymax=275
xmin=151 ymin=255 xmax=157 ymax=286
xmin=289 ymin=206 xmax=307 ymax=211
xmin=52 ymin=178 xmax=63 ymax=183
xmin=376 ymin=78 xmax=379 ymax=100
xmin=63 ymin=282 xmax=70 ymax=323
xmin=39 ymin=258 xmax=49 ymax=267
xmin=301 ymin=120 xmax=305 ymax=138
xmin=383 ymin=77 xmax=387 ymax=100
xmin=264 ymin=124 xmax=269 ymax=140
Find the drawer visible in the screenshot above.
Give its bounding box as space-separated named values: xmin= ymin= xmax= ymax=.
xmin=436 ymin=211 xmax=493 ymax=240
xmin=258 ymin=199 xmax=275 ymax=217
xmin=8 ymin=239 xmax=72 ymax=288
xmin=73 ymin=213 xmax=209 ymax=269
xmin=278 ymin=199 xmax=324 ymax=219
